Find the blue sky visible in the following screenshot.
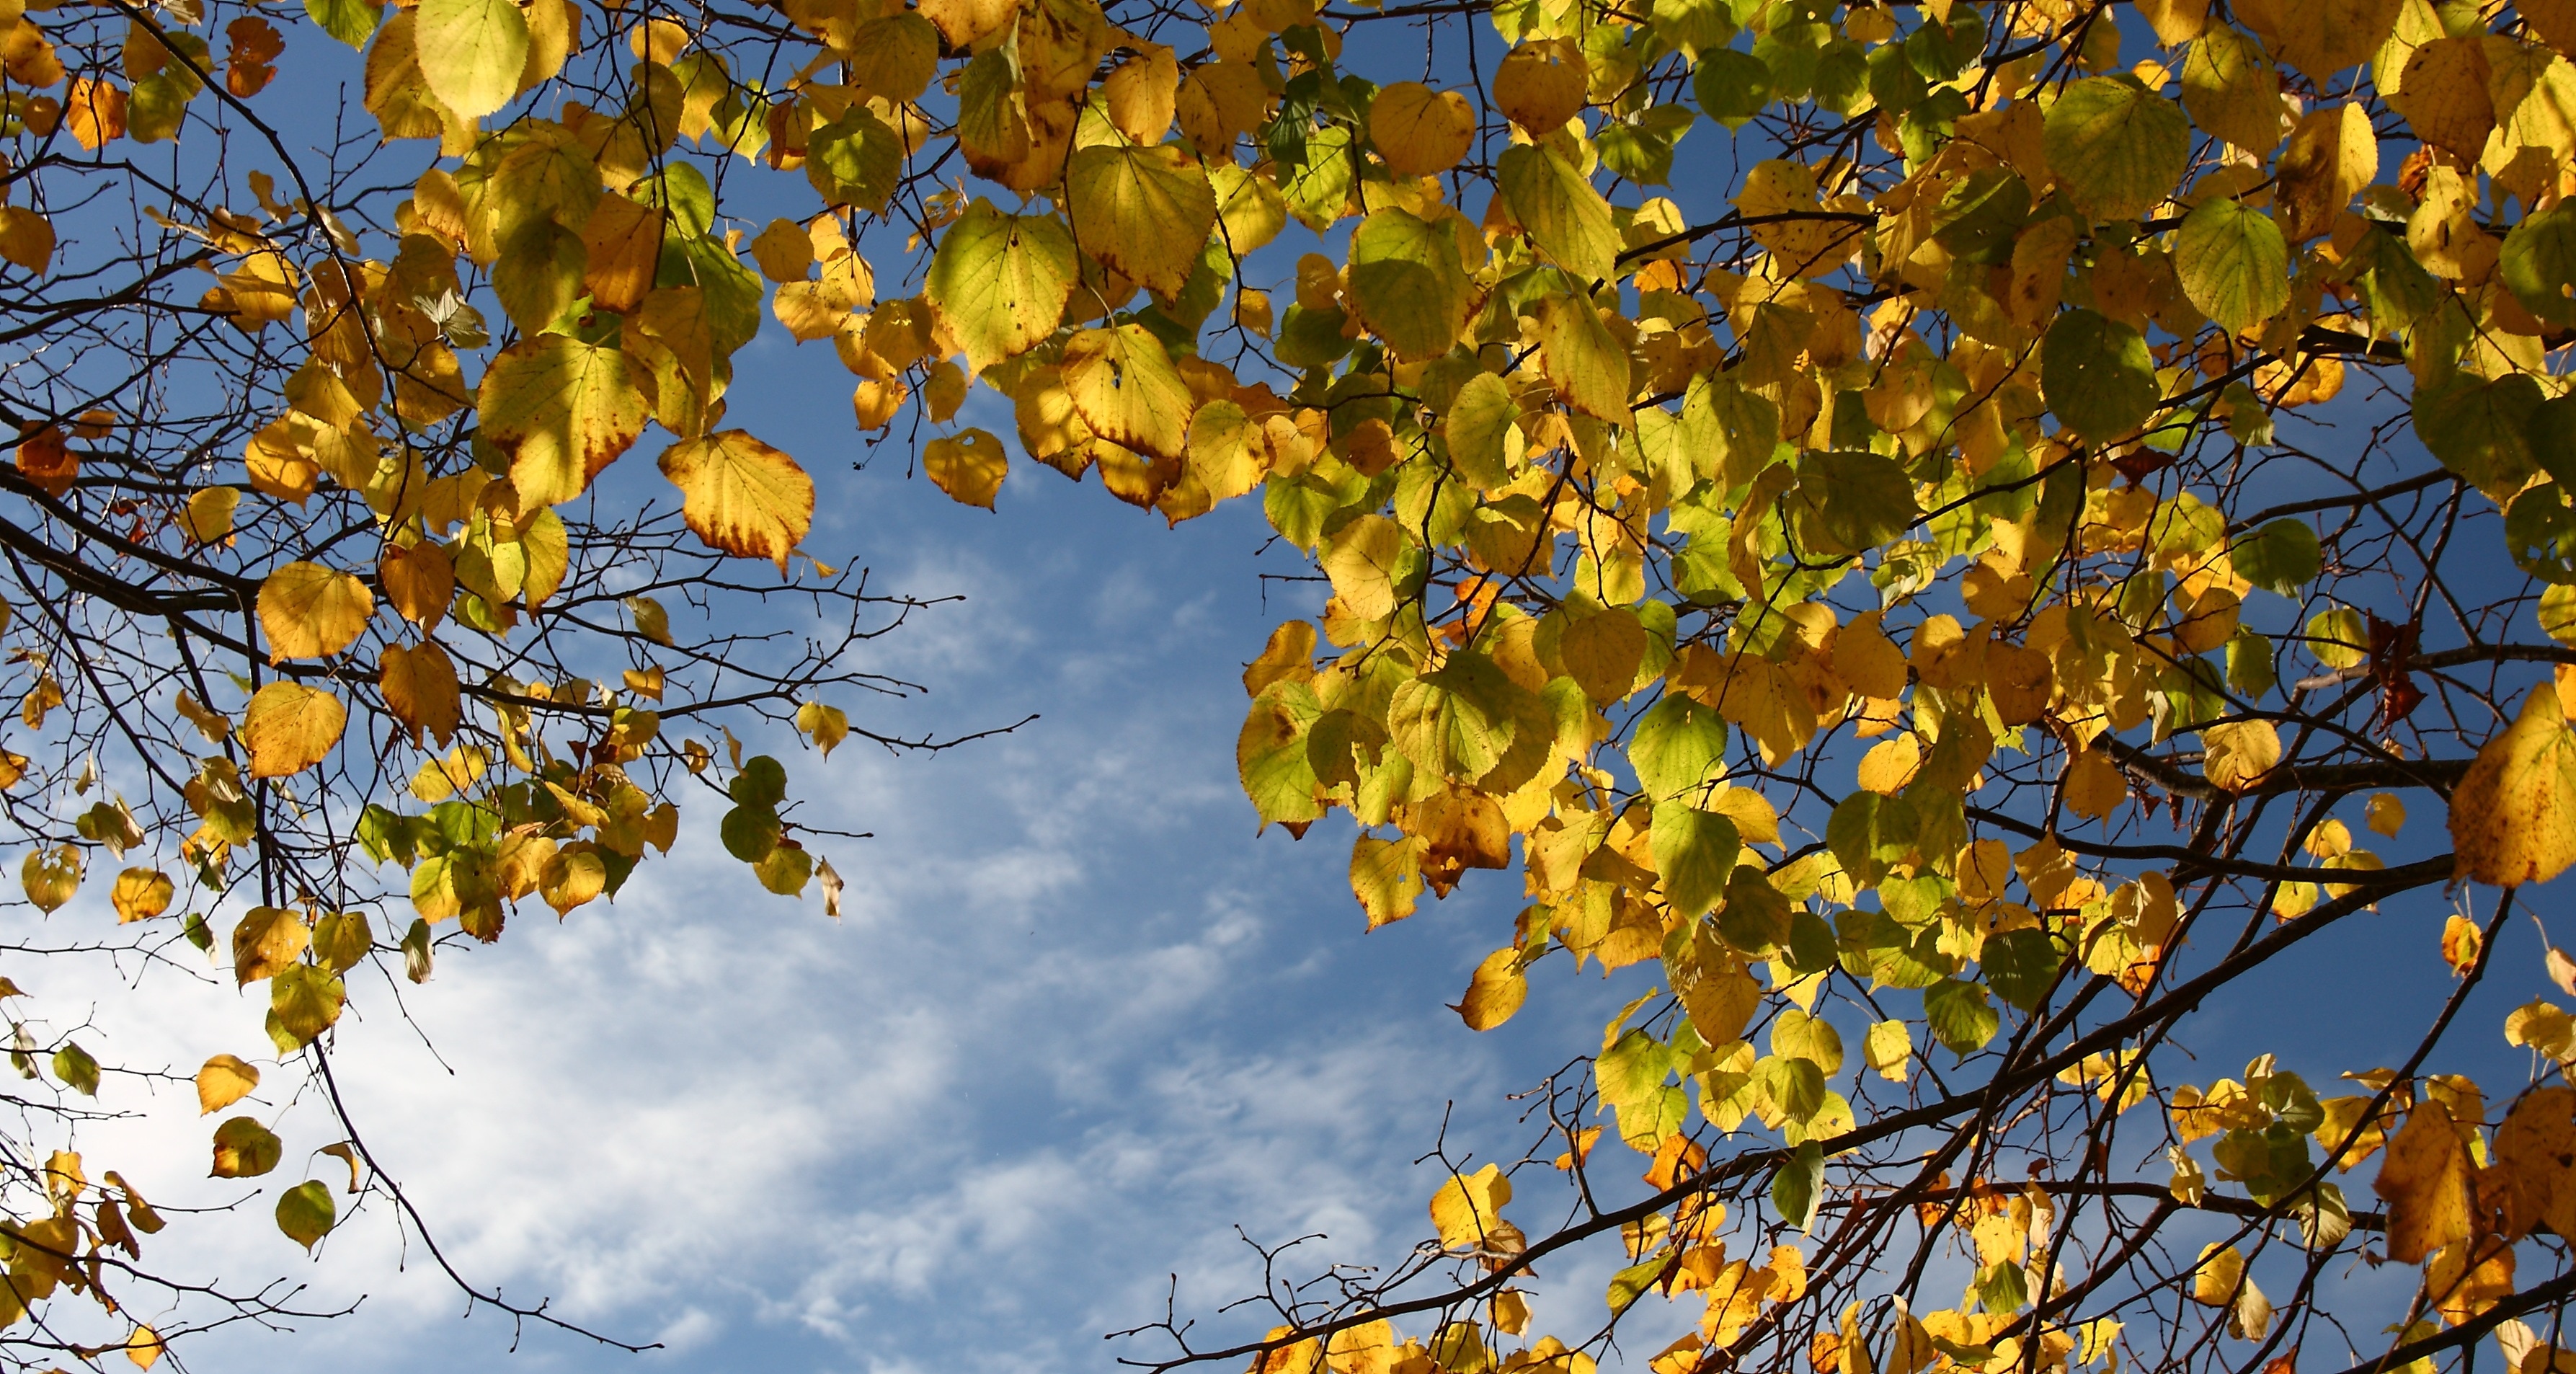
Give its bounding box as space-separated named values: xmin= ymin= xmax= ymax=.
xmin=41 ymin=293 xmax=2551 ymax=1374
xmin=19 ymin=12 xmax=2576 ymax=1373
xmin=38 ymin=311 xmax=1662 ymax=1373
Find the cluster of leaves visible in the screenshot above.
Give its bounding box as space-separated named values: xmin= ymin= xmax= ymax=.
xmin=9 ymin=0 xmax=2576 ymax=1364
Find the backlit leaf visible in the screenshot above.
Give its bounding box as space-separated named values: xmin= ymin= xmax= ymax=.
xmin=412 ymin=0 xmax=526 ymax=119
xmin=258 ymin=562 xmax=373 ymax=662
xmin=926 ymin=200 xmax=1077 ymax=374
xmin=241 ymin=682 xmax=345 ymax=778
xmin=2042 ymin=76 xmax=2191 ymax=221
xmin=2451 ymin=687 xmax=2576 ymax=887
xmin=657 ymin=430 xmax=815 ymax=572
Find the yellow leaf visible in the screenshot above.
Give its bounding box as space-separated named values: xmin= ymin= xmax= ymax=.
xmin=2238 ymin=0 xmax=2404 ymax=79
xmin=2190 ymin=1243 xmax=2245 ymax=1305
xmin=66 ymin=76 xmax=127 ymax=150
xmin=380 ymin=640 xmax=461 ymax=748
xmin=657 ymin=430 xmax=816 ymax=572
xmin=1855 ymin=735 xmax=1921 ymax=794
xmin=241 ymin=681 xmax=346 ymax=778
xmin=1429 ymin=1161 xmax=1515 ymax=1249
xmin=382 ymin=541 xmax=455 ymax=631
xmin=178 ymin=486 xmax=238 ymax=544
xmin=1454 ymin=947 xmax=1527 ymax=1031
xmin=2065 ymin=747 xmax=2128 ymax=821
xmin=1369 ymin=81 xmax=1475 ymax=177
xmin=1062 ymin=324 xmax=1195 ymax=459
xmin=2200 ymin=719 xmax=2280 ymax=792
xmin=924 ymin=428 xmax=1010 ymax=510
xmin=2392 ymin=37 xmax=2497 ymax=160
xmin=126 ymin=1324 xmax=165 ymax=1370
xmin=1863 ymin=1019 xmax=1912 ymax=1081
xmin=748 ymin=218 xmax=812 ymax=283
xmin=796 ymin=700 xmax=849 ymax=757
xmin=1350 ymin=833 xmax=1424 ymax=928
xmin=110 ymin=866 xmax=173 ymax=923
xmin=2375 ymin=1099 xmax=2474 ymax=1264
xmin=413 ymin=0 xmax=528 ymax=120
xmin=1831 ymin=611 xmax=1909 ymax=699
xmin=257 ymin=561 xmax=373 ymax=662
xmin=2367 ymin=792 xmax=2407 ymax=837
xmin=579 ymin=195 xmax=665 ymax=314
xmin=195 ymin=1054 xmax=260 ymax=1114
xmin=0 ymin=205 xmax=55 ymax=274
xmin=541 ymin=843 xmax=608 ymax=913
xmin=2452 ymin=688 xmax=2576 ymax=887
xmin=1532 ymin=292 xmax=1632 ymax=422
xmin=209 ymin=1115 xmax=282 ymax=1179
xmin=230 ymin=905 xmax=308 ymax=985
xmin=2495 ymin=1087 xmax=2576 ymax=1240
xmin=2442 ymin=913 xmax=2484 ymax=974
xmin=1101 ymin=43 xmax=1178 ymax=143
xmin=19 ymin=844 xmax=79 ymax=914
xmin=1063 ymin=143 xmax=1215 ymax=300
xmin=1491 ymin=40 xmax=1586 ymax=133
xmin=477 ymin=335 xmax=652 ymax=513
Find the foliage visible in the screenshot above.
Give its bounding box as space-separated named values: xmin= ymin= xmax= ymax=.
xmin=8 ymin=0 xmax=2576 ymax=1368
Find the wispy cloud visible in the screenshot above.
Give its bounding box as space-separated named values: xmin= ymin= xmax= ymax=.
xmin=27 ymin=462 xmax=1595 ymax=1374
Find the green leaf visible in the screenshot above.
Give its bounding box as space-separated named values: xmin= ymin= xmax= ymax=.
xmin=2175 ymin=197 xmax=2289 ymax=334
xmin=1443 ymin=371 xmax=1518 ymax=489
xmin=1692 ymin=48 xmax=1772 ymax=128
xmin=721 ymin=805 xmax=782 ymax=862
xmin=1389 ymin=653 xmax=1527 ymax=781
xmin=729 ymin=755 xmax=788 ymax=807
xmin=1598 ymin=1027 xmax=1678 ymax=1106
xmin=1771 ymin=1140 xmax=1824 ymax=1228
xmin=2412 ymin=371 xmax=2544 ymax=501
xmin=2508 ymin=483 xmax=2576 ymax=585
xmin=50 ymin=1042 xmax=98 ymax=1096
xmin=926 ymin=200 xmax=1078 ymax=375
xmin=1827 ymin=790 xmax=1917 ymax=887
xmin=1630 ymin=693 xmax=1728 ymax=800
xmin=271 ymin=965 xmax=347 ymax=1047
xmin=1066 ymin=143 xmax=1218 ymax=299
xmin=1533 ymin=293 xmax=1633 ymax=422
xmin=1346 ymin=208 xmax=1473 ymax=363
xmin=2536 ymin=395 xmax=2576 ymax=488
xmin=1240 ymin=680 xmax=1326 ymax=827
xmin=2041 ymin=308 xmax=2158 ymax=442
xmin=1924 ymin=978 xmax=1999 ymax=1056
xmin=2179 ymin=27 xmax=2283 ymax=154
xmin=275 ymin=1179 xmax=337 ymax=1251
xmin=1981 ymin=928 xmax=2064 ymax=1012
xmin=1756 ymin=1054 xmax=1827 ymax=1125
xmin=1717 ymin=864 xmax=1793 ymax=957
xmin=307 ymin=0 xmax=383 ymax=46
xmin=2500 ymin=203 xmax=2576 ymax=330
xmin=1279 ymin=123 xmax=1357 ymax=234
xmin=1649 ymin=802 xmax=1740 ymax=919
xmin=1607 ymin=1256 xmax=1673 ymax=1314
xmin=2041 ymin=76 xmax=2190 ymax=221
xmin=1497 ymin=143 xmax=1620 ymax=283
xmin=412 ymin=0 xmax=528 ymax=120
xmin=491 ymin=219 xmax=586 ymax=336
xmin=2233 ymin=518 xmax=2320 ymax=597
xmin=807 ymin=107 xmax=903 ymax=213
xmin=1793 ymin=450 xmax=1919 ymax=554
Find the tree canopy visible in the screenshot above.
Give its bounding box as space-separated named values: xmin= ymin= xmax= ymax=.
xmin=6 ymin=0 xmax=2576 ymax=1367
